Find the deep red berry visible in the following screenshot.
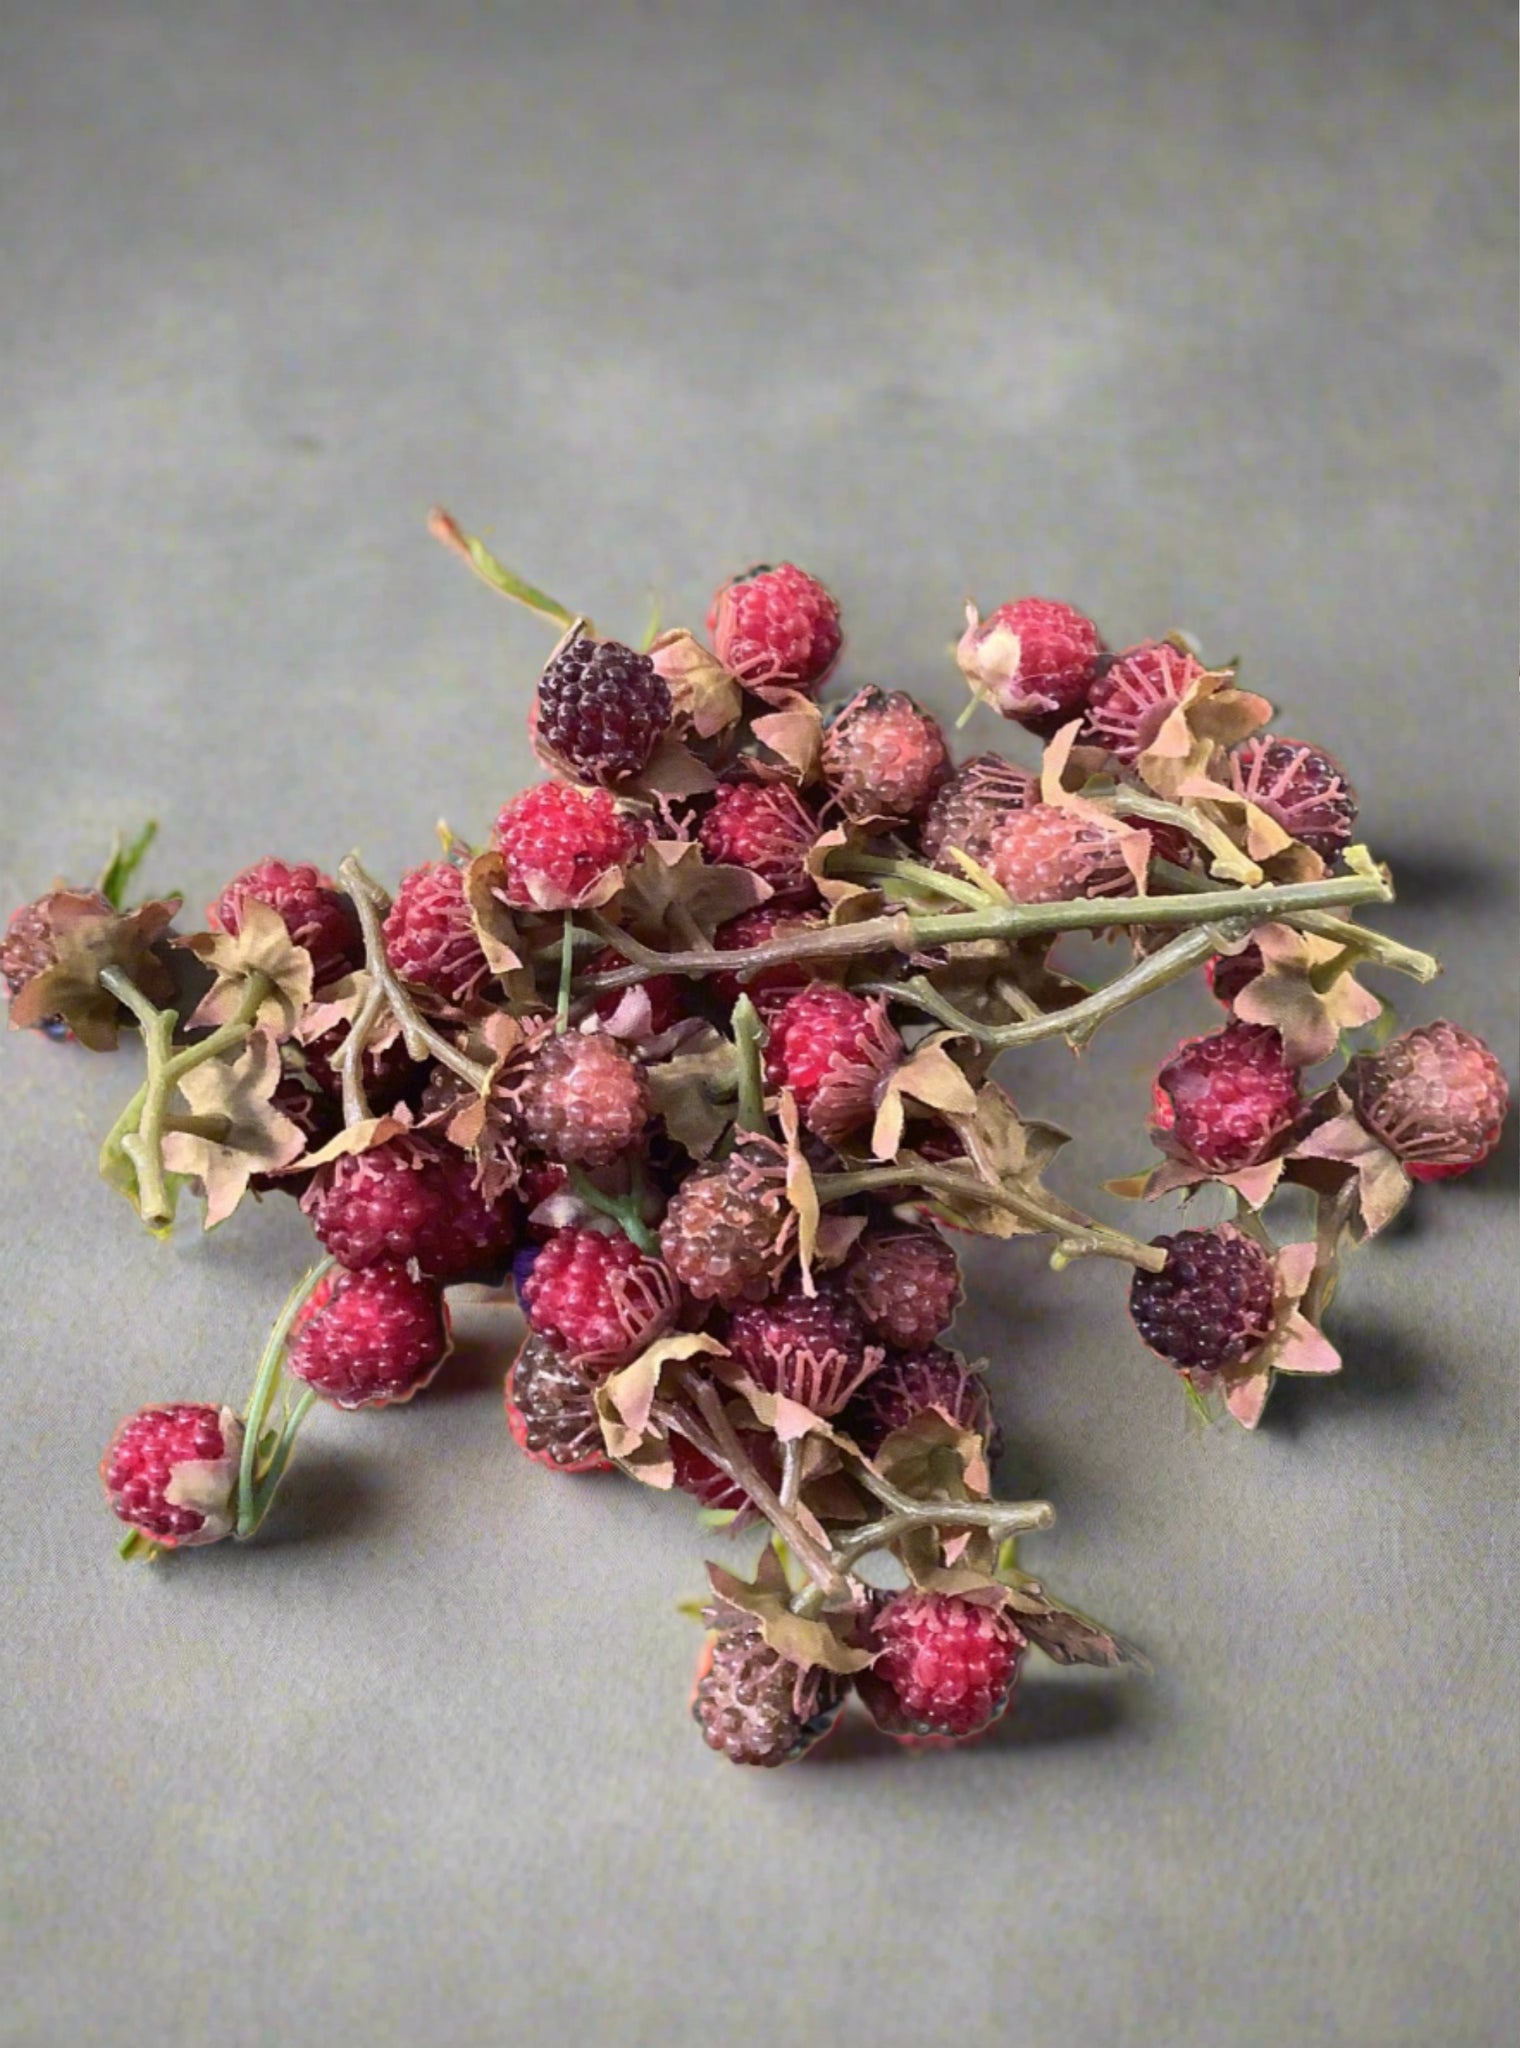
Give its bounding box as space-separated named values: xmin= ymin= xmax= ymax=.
xmin=956 ymin=597 xmax=1104 ymax=727
xmin=821 ymin=688 xmax=951 ymax=825
xmin=516 ymin=1030 xmax=650 ymax=1167
xmin=505 ymin=1333 xmax=613 ymax=1474
xmin=699 ymin=779 xmax=818 ymax=902
xmin=1224 ymin=736 xmax=1359 ymax=862
xmin=691 ymin=1612 xmax=848 ymax=1766
xmin=712 ymin=904 xmax=823 ymax=1008
xmin=763 ymin=983 xmax=902 ymax=1143
xmin=1128 ymin=1226 xmax=1277 ymax=1375
xmin=858 ymin=1590 xmax=1026 ymax=1740
xmin=520 ymin=1226 xmax=678 ymax=1371
xmin=101 ymin=1402 xmax=244 ymax=1548
xmin=726 ymin=1280 xmax=878 ymax=1417
xmin=1153 ymin=1021 xmax=1302 ymax=1173
xmin=918 ymin=754 xmax=1037 ymax=872
xmin=533 ymin=635 xmax=672 ymax=784
xmin=1083 ymin=640 xmax=1209 ymax=764
xmin=839 ymin=1343 xmax=997 ymax=1457
xmin=288 ymin=1264 xmax=451 ymax=1409
xmin=659 ymin=1150 xmax=793 ymax=1304
xmin=382 ymin=861 xmax=491 ymax=1011
xmin=210 ymin=859 xmax=362 ymax=988
xmin=985 ymin=804 xmax=1136 ymax=904
xmin=491 ymin=783 xmax=644 ymax=911
xmin=844 ymin=1228 xmax=962 ymax=1351
xmin=707 ymin=562 xmax=842 ymax=695
xmin=301 ymin=1136 xmax=516 ymax=1279
xmin=1348 ymin=1022 xmax=1510 ymax=1180
xmin=585 ymin=947 xmax=686 ymax=1037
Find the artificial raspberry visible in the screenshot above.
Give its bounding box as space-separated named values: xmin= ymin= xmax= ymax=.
xmin=533 ymin=634 xmax=672 ymax=784
xmin=1153 ymin=1021 xmax=1302 ymax=1173
xmin=505 ymin=1333 xmax=612 ymax=1474
xmin=763 ymin=983 xmax=903 ymax=1144
xmin=821 ymin=687 xmax=951 ymax=826
xmin=1224 ymin=736 xmax=1359 ymax=862
xmin=858 ymin=1590 xmax=1027 ymax=1741
xmin=301 ymin=1135 xmax=516 ymax=1279
xmin=210 ymin=858 xmax=362 ymax=988
xmin=843 ymin=1227 xmax=963 ymax=1351
xmin=985 ymin=804 xmax=1136 ymax=904
xmin=956 ymin=597 xmax=1105 ymax=727
xmin=839 ymin=1344 xmax=998 ymax=1458
xmin=691 ymin=1611 xmax=848 ymax=1766
xmin=382 ymin=860 xmax=492 ymax=1012
xmin=918 ymin=754 xmax=1037 ymax=872
xmin=698 ymin=779 xmax=818 ymax=902
xmin=516 ymin=1030 xmax=650 ymax=1168
xmin=1347 ymin=1021 xmax=1511 ymax=1181
xmin=712 ymin=903 xmax=823 ymax=1009
xmin=1 ymin=888 xmax=120 ymax=1038
xmin=1207 ymin=941 xmax=1265 ymax=1008
xmin=101 ymin=1402 xmax=244 ymax=1549
xmin=491 ymin=783 xmax=644 ymax=911
xmin=707 ymin=562 xmax=842 ymax=695
xmin=288 ymin=1264 xmax=451 ymax=1409
xmin=726 ymin=1279 xmax=879 ymax=1417
xmin=585 ymin=948 xmax=687 ymax=1037
xmin=1083 ymin=640 xmax=1211 ymax=764
xmin=520 ymin=1226 xmax=679 ymax=1371
xmin=1128 ymin=1226 xmax=1277 ymax=1375
xmin=659 ymin=1148 xmax=793 ymax=1304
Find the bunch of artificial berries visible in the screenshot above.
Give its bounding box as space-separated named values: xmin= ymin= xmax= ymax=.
xmin=9 ymin=541 xmax=1509 ymax=1767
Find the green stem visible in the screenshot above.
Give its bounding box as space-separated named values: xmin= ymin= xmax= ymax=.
xmin=827 ymin=850 xmax=994 ymax=910
xmin=813 ymin=1162 xmax=1166 ymax=1270
xmin=864 ymin=921 xmax=1236 ymax=1051
xmin=557 ymin=915 xmax=576 ymax=1033
xmin=1148 ymin=856 xmax=1439 ymax=982
xmin=245 ymin=1389 xmax=319 ymax=1535
xmin=579 ymin=869 xmax=1390 ymax=995
xmin=566 ymin=1165 xmax=661 ymax=1254
xmin=731 ymin=995 xmax=767 ymax=1134
xmin=236 ymin=1258 xmax=335 ymax=1539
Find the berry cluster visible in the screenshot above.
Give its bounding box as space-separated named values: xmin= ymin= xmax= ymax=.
xmin=9 ymin=529 xmax=1507 ymax=1765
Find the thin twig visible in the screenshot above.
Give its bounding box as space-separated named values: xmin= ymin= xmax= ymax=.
xmin=813 ymin=1162 xmax=1167 ymax=1270
xmin=337 ymin=855 xmax=492 ymax=1093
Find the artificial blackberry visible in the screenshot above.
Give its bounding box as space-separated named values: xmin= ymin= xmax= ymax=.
xmin=1347 ymin=1021 xmax=1510 ymax=1180
xmin=100 ymin=1403 xmax=244 ymax=1549
xmin=505 ymin=1333 xmax=612 ymax=1474
xmin=1128 ymin=1226 xmax=1277 ymax=1375
xmin=1153 ymin=1021 xmax=1302 ymax=1173
xmin=383 ymin=860 xmax=492 ymax=1012
xmin=707 ymin=562 xmax=843 ymax=694
xmin=210 ymin=858 xmax=362 ymax=988
xmin=1083 ymin=640 xmax=1208 ymax=764
xmin=985 ymin=804 xmax=1136 ymax=904
xmin=821 ymin=687 xmax=951 ymax=825
xmin=839 ymin=1344 xmax=998 ymax=1458
xmin=699 ymin=778 xmax=819 ymax=902
xmin=1224 ymin=736 xmax=1359 ymax=863
xmin=534 ymin=634 xmax=672 ymax=784
xmin=287 ymin=1263 xmax=452 ymax=1409
xmin=763 ymin=983 xmax=903 ymax=1144
xmin=712 ymin=904 xmax=823 ymax=1009
xmin=691 ymin=1610 xmax=848 ymax=1766
xmin=491 ymin=783 xmax=645 ymax=911
xmin=519 ymin=1226 xmax=679 ymax=1371
xmin=726 ymin=1279 xmax=879 ymax=1417
xmin=301 ymin=1135 xmax=516 ymax=1279
xmin=956 ymin=596 xmax=1105 ymax=727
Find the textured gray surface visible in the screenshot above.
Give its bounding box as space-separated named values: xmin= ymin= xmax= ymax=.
xmin=2 ymin=4 xmax=1516 ymax=2045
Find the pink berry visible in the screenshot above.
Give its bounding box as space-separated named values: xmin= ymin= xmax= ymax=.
xmin=1224 ymin=736 xmax=1359 ymax=862
xmin=985 ymin=804 xmax=1135 ymax=904
xmin=491 ymin=784 xmax=644 ymax=911
xmin=956 ymin=597 xmax=1104 ymax=727
xmin=1349 ymin=1021 xmax=1510 ymax=1180
xmin=101 ymin=1402 xmax=244 ymax=1548
xmin=516 ymin=1031 xmax=651 ymax=1168
xmin=210 ymin=858 xmax=362 ymax=988
xmin=843 ymin=1227 xmax=963 ymax=1351
xmin=821 ymin=687 xmax=951 ymax=825
xmin=699 ymin=779 xmax=819 ymax=902
xmin=383 ymin=861 xmax=492 ymax=1011
xmin=858 ymin=1590 xmax=1027 ymax=1740
xmin=288 ymin=1264 xmax=452 ymax=1408
xmin=708 ymin=562 xmax=842 ymax=694
xmin=1152 ymin=1021 xmax=1302 ymax=1173
xmin=519 ymin=1227 xmax=679 ymax=1371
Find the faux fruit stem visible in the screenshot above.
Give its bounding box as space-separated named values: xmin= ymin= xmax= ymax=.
xmin=812 ymin=1163 xmax=1167 ymax=1271
xmin=581 ymin=867 xmax=1392 ymax=996
xmin=236 ymin=1256 xmax=335 ymax=1538
xmin=98 ymin=964 xmax=274 ymax=1227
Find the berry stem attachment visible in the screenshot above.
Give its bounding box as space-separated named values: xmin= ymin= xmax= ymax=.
xmin=235 ymin=1256 xmax=335 ymax=1539
xmin=566 ymin=1165 xmax=661 ymax=1254
xmin=731 ymin=995 xmax=768 ymax=1135
xmin=812 ymin=1163 xmax=1168 ymax=1271
xmin=827 ymin=850 xmax=994 ymax=910
xmin=336 ymin=856 xmax=493 ymax=1097
xmin=97 ymin=965 xmax=274 ymax=1226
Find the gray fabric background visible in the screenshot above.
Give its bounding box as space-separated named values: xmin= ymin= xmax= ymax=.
xmin=2 ymin=4 xmax=1515 ymax=2045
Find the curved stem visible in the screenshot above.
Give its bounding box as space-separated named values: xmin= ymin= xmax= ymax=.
xmin=731 ymin=995 xmax=767 ymax=1134
xmin=813 ymin=1162 xmax=1166 ymax=1270
xmin=827 ymin=850 xmax=994 ymax=910
xmin=236 ymin=1257 xmax=335 ymax=1538
xmin=1147 ymin=855 xmax=1439 ymax=982
xmin=337 ymin=978 xmax=388 ymax=1127
xmin=245 ymin=1389 xmax=318 ymax=1535
xmin=1303 ymin=1177 xmax=1358 ymax=1326
xmin=337 ymin=855 xmax=492 ymax=1093
xmin=864 ymin=921 xmax=1236 ymax=1051
xmin=578 ymin=870 xmax=1391 ymax=996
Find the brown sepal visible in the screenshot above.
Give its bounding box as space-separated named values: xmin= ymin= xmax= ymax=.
xmin=1230 ymin=923 xmax=1382 ymax=1067
xmin=750 ymin=689 xmax=824 ymax=785
xmin=646 ymin=627 xmax=744 ymax=739
xmin=619 ymin=840 xmax=771 ymax=948
xmin=160 ymin=1029 xmax=307 ymax=1227
xmin=183 ymin=897 xmax=313 ymax=1038
xmin=705 ymin=1550 xmax=875 ymax=1675
xmin=645 ymin=1025 xmax=739 ymax=1159
xmin=1289 ymin=1092 xmax=1412 ymax=1238
xmin=10 ymin=892 xmax=178 ymax=1050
